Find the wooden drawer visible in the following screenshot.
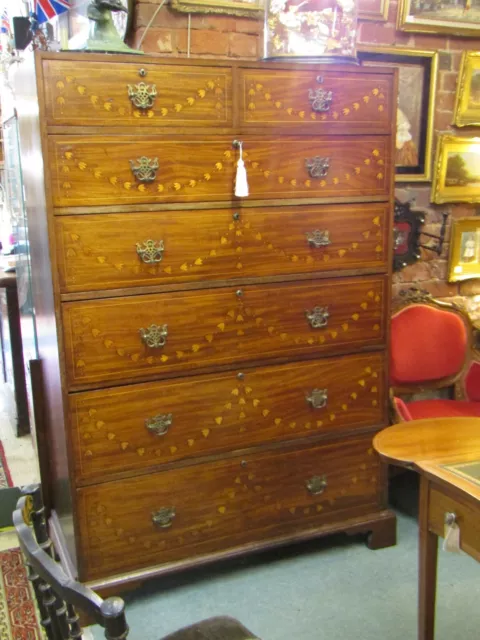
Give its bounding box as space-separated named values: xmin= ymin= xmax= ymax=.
xmin=239 ymin=68 xmax=394 ymax=134
xmin=63 ymin=275 xmax=386 ymax=389
xmin=71 ymin=351 xmax=386 ymax=484
xmin=77 ymin=434 xmax=381 ymax=580
xmin=56 ymin=203 xmax=389 ymax=293
xmin=43 ymin=60 xmax=233 ymax=128
xmin=428 ymin=486 xmax=480 ymax=560
xmin=50 ymin=135 xmax=391 ymax=208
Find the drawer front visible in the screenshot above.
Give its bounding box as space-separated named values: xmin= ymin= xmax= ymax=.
xmin=63 ymin=276 xmax=386 ymax=389
xmin=71 ymin=352 xmax=386 ymax=483
xmin=50 ymin=136 xmax=391 ymax=207
xmin=239 ymin=69 xmax=394 ymax=133
xmin=56 ymin=203 xmax=389 ymax=293
xmin=43 ymin=60 xmax=233 ymax=128
xmin=77 ymin=435 xmax=381 ymax=579
xmin=428 ymin=486 xmax=480 ymax=560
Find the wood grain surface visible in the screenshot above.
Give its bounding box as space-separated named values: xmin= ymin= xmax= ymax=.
xmin=77 ymin=434 xmax=381 ymax=580
xmin=55 ymin=203 xmax=389 ymax=293
xmin=70 ymin=351 xmax=387 ymax=484
xmin=42 ymin=60 xmax=233 ymax=128
xmin=62 ymin=275 xmax=387 ymax=389
xmin=50 ymin=135 xmax=391 ymax=208
xmin=239 ymin=68 xmax=393 ymax=133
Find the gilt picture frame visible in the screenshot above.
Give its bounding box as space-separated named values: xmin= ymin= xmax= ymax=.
xmin=432 ymin=135 xmax=480 ymax=204
xmin=448 ymin=218 xmax=480 ymax=282
xmin=358 ymin=46 xmax=438 ymax=182
xmin=454 ymin=51 xmax=480 ymax=127
xmin=170 ymin=0 xmax=263 ymax=17
xmin=170 ymin=0 xmax=388 ymax=20
xmin=397 ymin=0 xmax=480 ymax=36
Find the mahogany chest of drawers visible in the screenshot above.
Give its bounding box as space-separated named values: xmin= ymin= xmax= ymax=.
xmin=11 ymin=51 xmax=396 ymax=589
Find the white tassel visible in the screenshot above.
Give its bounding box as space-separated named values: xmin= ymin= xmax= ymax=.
xmin=235 ymin=142 xmax=249 ymax=198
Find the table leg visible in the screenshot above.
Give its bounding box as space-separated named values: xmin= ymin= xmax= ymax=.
xmin=418 ymin=475 xmax=438 ymax=640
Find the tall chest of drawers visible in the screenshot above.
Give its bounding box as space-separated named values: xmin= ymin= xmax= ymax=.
xmin=12 ymin=52 xmax=396 ymax=588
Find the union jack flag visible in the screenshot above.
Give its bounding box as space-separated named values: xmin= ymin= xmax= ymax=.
xmin=34 ymin=0 xmax=71 ymax=24
xmin=1 ymin=8 xmax=11 ymax=35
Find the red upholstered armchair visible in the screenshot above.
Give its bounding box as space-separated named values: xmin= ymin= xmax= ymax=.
xmin=390 ymin=288 xmax=480 ymax=422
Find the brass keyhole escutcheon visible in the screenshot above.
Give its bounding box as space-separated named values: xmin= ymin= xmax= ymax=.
xmin=139 ymin=68 xmax=147 ymax=77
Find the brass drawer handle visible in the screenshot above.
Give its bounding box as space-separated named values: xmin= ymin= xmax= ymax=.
xmin=145 ymin=413 xmax=172 ymax=436
xmin=306 ymin=388 xmax=328 ymax=410
xmin=305 ymin=156 xmax=330 ymax=179
xmin=306 ymin=230 xmax=330 ymax=248
xmin=306 ymin=306 xmax=329 ymax=329
xmin=152 ymin=507 xmax=175 ymax=528
xmin=127 ymin=82 xmax=157 ymax=109
xmin=136 ymin=239 xmax=165 ymax=264
xmin=139 ymin=324 xmax=168 ymax=349
xmin=129 ymin=156 xmax=159 ymax=183
xmin=306 ymin=475 xmax=327 ymax=495
xmin=308 ymin=88 xmax=333 ymax=113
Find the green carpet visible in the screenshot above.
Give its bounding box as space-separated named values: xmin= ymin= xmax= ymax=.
xmin=89 ymin=474 xmax=479 ymax=639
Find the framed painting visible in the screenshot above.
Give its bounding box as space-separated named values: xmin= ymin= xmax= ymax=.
xmin=393 ymin=199 xmax=425 ymax=272
xmin=171 ymin=0 xmax=263 ymax=16
xmin=358 ymin=46 xmax=438 ymax=182
xmin=448 ymin=218 xmax=480 ymax=282
xmin=432 ymin=135 xmax=480 ymax=204
xmin=454 ymin=51 xmax=480 ymax=127
xmin=398 ymin=0 xmax=480 ymax=36
xmin=358 ymin=0 xmax=389 ymax=22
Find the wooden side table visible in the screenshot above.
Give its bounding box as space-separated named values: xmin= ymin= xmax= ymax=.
xmin=0 ymin=270 xmax=29 ymax=436
xmin=374 ymin=418 xmax=480 ymax=640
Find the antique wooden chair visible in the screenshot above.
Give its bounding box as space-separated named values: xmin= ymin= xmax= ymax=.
xmin=390 ymin=288 xmax=480 ymax=422
xmin=13 ymin=485 xmax=259 ymax=640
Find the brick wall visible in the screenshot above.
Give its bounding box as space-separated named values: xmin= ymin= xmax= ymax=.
xmin=132 ymin=0 xmax=480 ymax=310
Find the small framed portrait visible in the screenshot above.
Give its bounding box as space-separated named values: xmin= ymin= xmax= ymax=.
xmin=454 ymin=52 xmax=480 ymax=127
xmin=358 ymin=47 xmax=438 ymax=182
xmin=398 ymin=0 xmax=480 ymax=36
xmin=393 ymin=199 xmax=425 ymax=272
xmin=432 ymin=135 xmax=480 ymax=204
xmin=448 ymin=218 xmax=480 ymax=282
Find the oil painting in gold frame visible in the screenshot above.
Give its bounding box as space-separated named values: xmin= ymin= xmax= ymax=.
xmin=398 ymin=0 xmax=480 ymax=36
xmin=454 ymin=51 xmax=480 ymax=127
xmin=358 ymin=46 xmax=437 ymax=182
xmin=432 ymin=135 xmax=480 ymax=204
xmin=448 ymin=218 xmax=480 ymax=282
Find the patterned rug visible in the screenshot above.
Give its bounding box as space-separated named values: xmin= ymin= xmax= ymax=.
xmin=0 ymin=548 xmax=43 ymax=639
xmin=0 ymin=442 xmax=13 ymax=488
